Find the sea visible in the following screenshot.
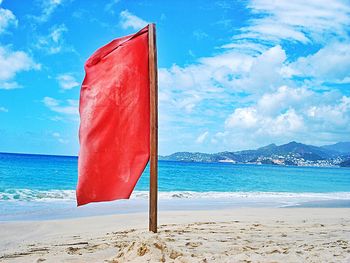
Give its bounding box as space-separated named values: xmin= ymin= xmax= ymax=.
xmin=0 ymin=152 xmax=350 ymax=221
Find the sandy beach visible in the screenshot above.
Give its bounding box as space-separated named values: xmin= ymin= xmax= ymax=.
xmin=1 ymin=208 xmax=349 ymax=262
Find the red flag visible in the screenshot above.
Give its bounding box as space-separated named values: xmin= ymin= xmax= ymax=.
xmin=76 ymin=26 xmax=150 ymax=206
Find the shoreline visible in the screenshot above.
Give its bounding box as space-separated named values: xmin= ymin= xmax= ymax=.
xmin=1 ymin=208 xmax=350 ymax=262
xmin=1 ymin=193 xmax=350 ymax=221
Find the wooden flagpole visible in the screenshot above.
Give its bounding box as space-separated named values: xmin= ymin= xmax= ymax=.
xmin=148 ymin=23 xmax=158 ymax=233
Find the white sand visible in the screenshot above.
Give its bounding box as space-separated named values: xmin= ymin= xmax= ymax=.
xmin=1 ymin=208 xmax=350 ymax=262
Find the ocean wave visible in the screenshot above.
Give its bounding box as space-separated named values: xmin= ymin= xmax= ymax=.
xmin=1 ymin=189 xmax=350 ymax=202
xmin=0 ymin=189 xmax=76 ymax=202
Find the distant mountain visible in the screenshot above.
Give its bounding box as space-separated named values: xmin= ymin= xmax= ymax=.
xmin=159 ymin=141 xmax=350 ymax=167
xmin=321 ymin=142 xmax=350 ymax=154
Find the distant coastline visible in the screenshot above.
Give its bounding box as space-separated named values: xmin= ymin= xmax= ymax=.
xmin=160 ymin=141 xmax=350 ymax=168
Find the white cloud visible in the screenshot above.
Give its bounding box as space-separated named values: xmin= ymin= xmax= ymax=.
xmin=0 ymin=6 xmax=18 ymax=34
xmin=34 ymin=0 xmax=64 ymax=23
xmin=193 ymin=30 xmax=208 ymax=40
xmin=157 ymin=44 xmax=299 ymax=152
xmin=35 ymin=24 xmax=70 ymax=54
xmin=52 ymin=132 xmax=60 ymax=138
xmin=223 ymin=86 xmax=350 ymax=149
xmin=0 ymin=46 xmax=40 ymax=89
xmin=158 ymin=44 xmax=350 ymax=151
xmin=270 ymin=109 xmax=304 ymax=135
xmin=52 ymin=132 xmax=68 ymax=144
xmin=231 ymin=45 xmax=288 ymax=93
xmin=0 ymin=106 xmax=8 ymax=112
xmin=105 ymin=0 xmax=120 ymax=14
xmin=306 ymin=96 xmax=350 ymax=128
xmin=219 ymin=41 xmax=268 ymax=56
xmin=225 ymin=107 xmax=305 ymax=138
xmin=43 ymin=97 xmax=78 ymax=115
xmin=256 ymin=86 xmax=312 ymax=115
xmin=196 ymin=131 xmax=209 ymax=144
xmin=288 ymin=42 xmax=350 ymax=84
xmin=236 ymin=0 xmax=350 ymax=45
xmin=56 ymin=74 xmax=79 ymax=90
xmin=119 ymin=10 xmax=148 ymax=30
xmin=159 ymin=36 xmax=350 ymax=150
xmin=225 ymin=107 xmax=258 ymax=129
xmin=158 ymin=44 xmax=289 ymax=119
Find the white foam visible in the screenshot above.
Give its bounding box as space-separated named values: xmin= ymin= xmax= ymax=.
xmin=132 ymin=191 xmax=350 ymax=201
xmin=1 ymin=189 xmax=350 ymax=203
xmin=0 ymin=189 xmax=76 ymax=202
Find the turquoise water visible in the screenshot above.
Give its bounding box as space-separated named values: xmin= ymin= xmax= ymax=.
xmin=0 ymin=152 xmax=350 ymax=220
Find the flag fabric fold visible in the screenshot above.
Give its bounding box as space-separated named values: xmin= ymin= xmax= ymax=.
xmin=76 ymin=26 xmax=150 ymax=206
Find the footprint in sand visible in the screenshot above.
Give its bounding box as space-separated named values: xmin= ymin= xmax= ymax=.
xmin=186 ymin=242 xmax=202 ymax=248
xmin=66 ymin=247 xmax=81 ymax=255
xmin=153 ymin=242 xmax=164 ymax=250
xmin=137 ymin=243 xmax=149 ymax=256
xmin=169 ymin=250 xmax=183 ymax=259
xmin=266 ymin=248 xmax=282 ymax=254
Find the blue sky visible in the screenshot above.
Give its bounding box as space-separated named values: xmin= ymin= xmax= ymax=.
xmin=0 ymin=0 xmax=349 ymax=155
